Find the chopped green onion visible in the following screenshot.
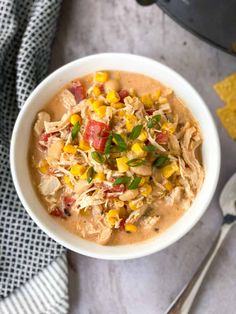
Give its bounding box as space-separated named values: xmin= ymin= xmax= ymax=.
xmin=87 ymin=167 xmax=95 ymax=183
xmin=127 ymin=158 xmax=145 ymax=167
xmin=91 ymin=151 xmax=105 ymax=164
xmin=147 ymin=114 xmax=161 ymax=128
xmin=71 ymin=121 xmax=81 ymax=140
xmin=113 ymin=133 xmax=127 ymax=152
xmin=153 ymin=155 xmax=169 ymax=168
xmin=113 ymin=176 xmax=131 ymax=186
xmin=143 ymin=145 xmax=157 ymax=152
xmin=128 ymin=177 xmax=142 ymax=190
xmin=110 ymin=146 xmax=121 ymax=153
xmin=129 ymin=125 xmax=143 ymax=140
xmin=104 ymin=133 xmax=113 ymax=155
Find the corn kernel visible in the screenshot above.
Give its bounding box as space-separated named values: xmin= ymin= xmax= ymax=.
xmin=106 ymin=90 xmax=120 ymax=103
xmin=91 ymin=100 xmax=104 ymax=111
xmin=79 ymin=139 xmax=90 ymax=151
xmin=139 ymin=176 xmax=150 ymax=186
xmin=131 ymin=143 xmax=147 ymax=157
xmin=80 ymin=208 xmax=91 ymax=216
xmin=140 ymin=184 xmax=152 ymax=197
xmin=159 ymin=97 xmax=168 ymax=104
xmin=114 ymin=199 xmax=125 ymax=208
xmin=94 ymin=105 xmax=107 ymax=118
xmin=94 ymin=172 xmax=105 ymax=182
xmin=38 ymin=159 xmax=49 ymax=174
xmin=63 ymin=144 xmax=77 ymax=154
xmin=162 ymin=162 xmax=179 ymax=179
xmin=141 ymin=94 xmax=153 ymax=108
xmin=118 ymin=110 xmax=125 ymax=117
xmin=125 ymin=224 xmax=138 ymax=233
xmin=87 ymin=97 xmax=95 ymax=106
xmin=80 ymin=168 xmax=88 ymax=180
xmin=126 ymin=122 xmax=133 ymax=132
xmin=138 ymin=130 xmax=148 ymax=142
xmin=92 ymin=85 xmax=101 ymax=97
xmin=128 ymin=201 xmax=136 ymax=211
xmin=161 ymin=122 xmax=175 ymax=134
xmin=107 ymin=209 xmax=119 ymax=226
xmin=164 ymin=180 xmax=173 ymax=191
xmin=111 ymin=102 xmax=124 ymax=109
xmin=116 ymin=156 xmax=129 ymax=172
xmin=70 ymin=164 xmax=86 ymax=176
xmin=139 ymin=177 xmax=146 ymax=187
xmin=70 ymin=114 xmax=82 ymax=126
xmin=152 ymin=89 xmax=161 ymax=101
xmin=63 ymin=175 xmax=74 ymax=189
xmin=128 ymin=201 xmax=140 ymax=211
xmin=125 ymin=114 xmax=137 ymax=132
xmin=118 ymin=207 xmax=126 ymax=218
xmin=95 ymin=71 xmax=108 ymax=83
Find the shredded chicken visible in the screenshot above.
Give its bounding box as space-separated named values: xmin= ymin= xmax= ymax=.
xmin=34 ymin=112 xmax=50 ymax=136
xmin=38 ymin=176 xmax=61 ymax=196
xmin=44 ymin=113 xmax=70 ymax=133
xmin=140 ymin=216 xmax=160 ymax=229
xmin=77 ymin=215 xmax=112 ymax=245
xmin=47 ymin=138 xmax=64 ymax=161
xmin=168 ymin=134 xmax=181 ymax=155
xmin=59 ymin=89 xmax=76 ymax=110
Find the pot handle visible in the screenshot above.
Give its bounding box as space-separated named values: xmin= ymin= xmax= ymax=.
xmin=136 ymin=0 xmax=156 ymax=6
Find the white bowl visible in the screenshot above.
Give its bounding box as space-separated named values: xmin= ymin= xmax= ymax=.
xmin=10 ymin=53 xmax=220 ymax=260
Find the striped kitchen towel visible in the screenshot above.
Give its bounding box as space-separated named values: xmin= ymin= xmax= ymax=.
xmin=0 ymin=0 xmax=69 ymax=313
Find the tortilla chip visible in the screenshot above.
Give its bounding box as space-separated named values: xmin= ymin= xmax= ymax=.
xmin=214 ymin=73 xmax=236 ymax=102
xmin=227 ymin=99 xmax=236 ymax=109
xmin=216 ymin=105 xmax=236 ymax=139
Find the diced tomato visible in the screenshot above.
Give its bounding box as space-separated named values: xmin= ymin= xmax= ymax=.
xmin=156 ymin=131 xmax=169 ymax=144
xmin=63 ymin=196 xmax=75 ymax=207
xmin=84 ymin=120 xmax=110 ymax=152
xmin=110 ymin=184 xmax=125 ymax=193
xmin=66 ymin=124 xmax=73 ymax=132
xmin=50 ymin=208 xmax=64 ymax=218
xmin=38 ymin=132 xmax=59 ymax=152
xmin=39 ymin=132 xmax=52 ymax=143
xmin=96 ymin=182 xmax=125 ymax=198
xmin=146 ymin=109 xmax=156 ymax=115
xmin=99 ymin=84 xmax=105 ymax=93
xmin=70 ymin=81 xmax=85 ymax=102
xmin=119 ymin=218 xmax=125 ymax=231
xmin=118 ymin=89 xmax=129 ymax=102
xmin=105 ymin=184 xmax=125 ymax=198
xmin=39 ymin=132 xmax=59 ymax=143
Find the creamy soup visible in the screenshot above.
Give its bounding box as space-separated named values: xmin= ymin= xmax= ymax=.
xmin=29 ymin=70 xmax=204 ymax=245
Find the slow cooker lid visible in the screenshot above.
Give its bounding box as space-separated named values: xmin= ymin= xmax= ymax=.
xmin=137 ymin=0 xmax=236 ymax=56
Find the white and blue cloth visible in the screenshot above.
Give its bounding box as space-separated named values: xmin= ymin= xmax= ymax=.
xmin=0 ymin=0 xmax=69 ymax=313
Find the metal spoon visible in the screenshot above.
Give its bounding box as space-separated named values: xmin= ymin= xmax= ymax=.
xmin=165 ymin=173 xmax=236 ymax=314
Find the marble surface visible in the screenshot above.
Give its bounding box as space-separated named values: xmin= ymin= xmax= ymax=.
xmin=50 ymin=1 xmax=236 ymax=313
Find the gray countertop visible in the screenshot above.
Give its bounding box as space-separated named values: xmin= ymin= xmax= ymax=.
xmin=50 ymin=1 xmax=236 ymax=313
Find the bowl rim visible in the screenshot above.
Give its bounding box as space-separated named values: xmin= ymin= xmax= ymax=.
xmin=10 ymin=53 xmax=221 ymax=260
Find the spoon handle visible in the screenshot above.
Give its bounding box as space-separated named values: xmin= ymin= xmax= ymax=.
xmin=165 ymin=222 xmax=232 ymax=314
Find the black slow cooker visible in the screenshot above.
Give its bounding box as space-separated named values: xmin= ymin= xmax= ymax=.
xmin=137 ymin=0 xmax=236 ymax=56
